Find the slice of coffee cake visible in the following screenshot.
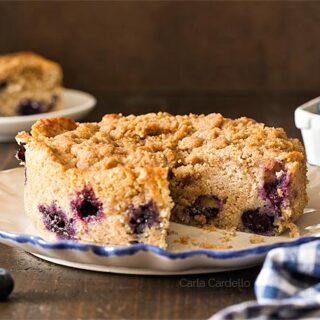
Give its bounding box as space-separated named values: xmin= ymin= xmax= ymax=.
xmin=0 ymin=52 xmax=62 ymax=116
xmin=16 ymin=113 xmax=308 ymax=248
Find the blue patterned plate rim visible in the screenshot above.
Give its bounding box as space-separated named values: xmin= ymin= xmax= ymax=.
xmin=0 ymin=229 xmax=319 ymax=260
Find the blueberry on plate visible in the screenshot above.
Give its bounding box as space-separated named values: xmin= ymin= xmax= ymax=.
xmin=0 ymin=268 xmax=14 ymax=300
xmin=317 ymin=102 xmax=320 ymax=114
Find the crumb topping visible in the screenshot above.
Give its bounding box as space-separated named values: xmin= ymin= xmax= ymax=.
xmin=16 ymin=112 xmax=305 ymax=173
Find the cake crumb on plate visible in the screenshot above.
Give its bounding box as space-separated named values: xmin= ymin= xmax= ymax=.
xmin=249 ymin=235 xmax=265 ymax=244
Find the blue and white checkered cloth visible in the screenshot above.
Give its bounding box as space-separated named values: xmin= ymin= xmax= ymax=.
xmin=211 ymin=240 xmax=320 ymax=319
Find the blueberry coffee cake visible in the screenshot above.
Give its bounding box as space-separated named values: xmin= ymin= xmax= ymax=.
xmin=15 ymin=113 xmax=308 ymax=248
xmin=0 ymin=52 xmax=62 ymax=116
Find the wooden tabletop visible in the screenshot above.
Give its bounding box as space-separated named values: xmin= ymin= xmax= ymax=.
xmin=0 ymin=93 xmax=312 ymax=319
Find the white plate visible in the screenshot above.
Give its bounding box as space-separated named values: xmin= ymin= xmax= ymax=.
xmin=0 ymin=167 xmax=319 ymax=275
xmin=0 ymin=88 xmax=96 ymax=142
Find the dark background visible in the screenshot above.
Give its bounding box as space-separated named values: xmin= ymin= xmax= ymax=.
xmin=2 ymin=1 xmax=320 ymax=94
xmin=0 ymin=1 xmax=319 ymax=133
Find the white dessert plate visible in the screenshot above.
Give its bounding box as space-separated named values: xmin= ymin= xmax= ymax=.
xmin=0 ymin=88 xmax=96 ymax=142
xmin=0 ymin=167 xmax=319 ymax=275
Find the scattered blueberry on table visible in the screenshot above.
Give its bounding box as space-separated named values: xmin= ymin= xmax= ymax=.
xmin=0 ymin=268 xmax=14 ymax=300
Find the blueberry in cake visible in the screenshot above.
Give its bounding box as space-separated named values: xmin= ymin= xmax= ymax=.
xmin=16 ymin=113 xmax=308 ymax=248
xmin=0 ymin=52 xmax=62 ymax=116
